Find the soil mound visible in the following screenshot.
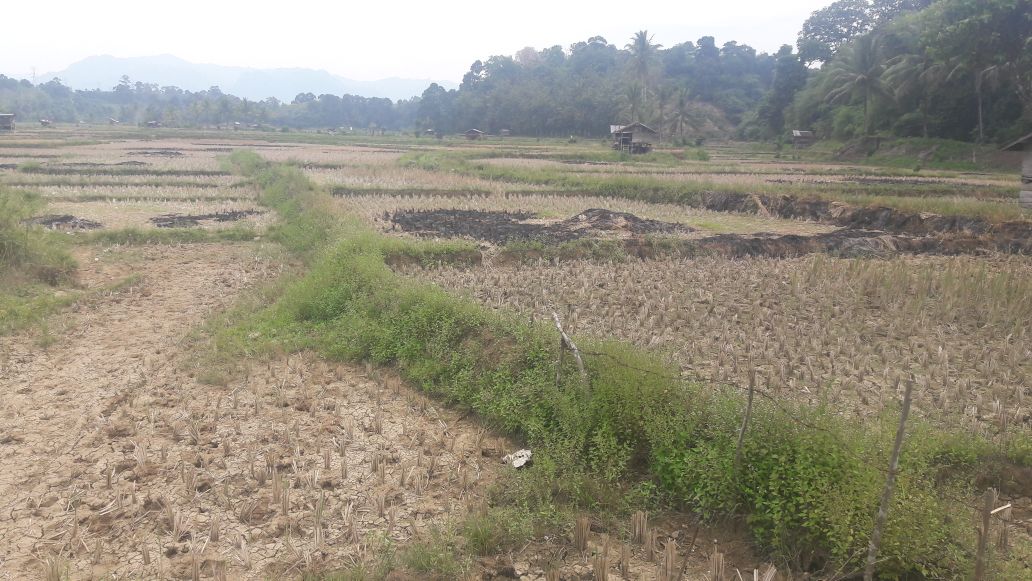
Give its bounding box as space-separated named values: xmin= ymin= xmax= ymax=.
xmin=24 ymin=214 xmax=102 ymax=230
xmin=150 ymin=209 xmax=264 ymax=228
xmin=390 ymin=208 xmax=691 ymax=245
xmin=560 ymin=208 xmax=687 ymax=236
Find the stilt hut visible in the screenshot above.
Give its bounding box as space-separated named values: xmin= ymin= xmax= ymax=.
xmin=1003 ymin=132 xmax=1032 ymax=210
xmin=0 ymin=114 xmax=14 ymax=132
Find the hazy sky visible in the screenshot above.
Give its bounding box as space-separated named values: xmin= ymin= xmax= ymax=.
xmin=2 ymin=0 xmax=830 ymax=82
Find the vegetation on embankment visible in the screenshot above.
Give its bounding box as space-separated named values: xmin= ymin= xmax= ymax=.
xmin=402 ymin=150 xmax=1027 ymax=223
xmin=0 ymin=186 xmax=78 ymax=334
xmin=224 ymin=150 xmax=1027 ymax=578
xmin=77 ymin=225 xmax=258 ymax=246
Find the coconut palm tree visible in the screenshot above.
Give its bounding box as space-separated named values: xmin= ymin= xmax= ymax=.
xmin=884 ymin=53 xmax=948 ymax=137
xmin=625 ymin=30 xmax=662 ymax=105
xmin=823 ymin=34 xmax=889 ymax=136
xmin=671 ymin=87 xmax=692 ymax=139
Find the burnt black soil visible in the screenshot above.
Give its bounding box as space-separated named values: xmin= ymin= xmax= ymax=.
xmin=391 ymin=208 xmax=692 ymax=245
xmin=24 ymin=214 xmax=102 ymax=230
xmin=150 ymin=209 xmax=264 ymax=228
xmin=59 ymin=161 xmax=148 ymax=167
xmin=131 ymin=149 xmax=184 ymax=157
xmin=701 ymin=192 xmax=1032 ymax=254
xmin=652 ymin=230 xmax=992 ymax=258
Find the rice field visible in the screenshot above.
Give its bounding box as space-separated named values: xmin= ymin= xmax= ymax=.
xmin=2 ymin=126 xmax=1030 ymax=579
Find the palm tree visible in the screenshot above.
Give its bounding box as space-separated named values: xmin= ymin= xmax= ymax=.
xmin=625 ymin=30 xmax=662 ymax=106
xmin=619 ymin=83 xmax=645 ymax=123
xmin=884 ymin=53 xmax=947 ymax=137
xmin=671 ymin=87 xmax=692 ymax=139
xmin=823 ymin=34 xmax=889 ymax=136
xmin=654 ymin=84 xmax=676 ymax=140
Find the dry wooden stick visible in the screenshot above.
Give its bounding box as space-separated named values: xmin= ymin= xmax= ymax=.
xmin=864 ymin=379 xmax=914 ymax=581
xmin=975 ymin=488 xmax=998 ymax=581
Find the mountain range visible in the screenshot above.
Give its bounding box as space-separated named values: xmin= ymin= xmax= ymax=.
xmin=43 ymin=55 xmax=457 ymax=102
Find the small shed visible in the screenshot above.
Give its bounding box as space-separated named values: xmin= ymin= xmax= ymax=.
xmin=464 ymin=128 xmax=484 ymax=140
xmin=499 ymin=129 xmax=511 ymax=137
xmin=1003 ymin=131 xmax=1032 ymax=210
xmin=0 ymin=114 xmax=14 ymax=131
xmin=108 ymin=118 xmax=120 ymax=125
xmin=39 ymin=119 xmax=52 ymax=127
xmin=611 ymin=122 xmax=657 ymax=153
xmin=145 ymin=120 xmax=162 ymax=128
xmin=792 ymin=130 xmax=816 ymax=148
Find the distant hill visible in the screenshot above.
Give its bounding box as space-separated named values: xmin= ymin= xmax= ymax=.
xmin=44 ymin=55 xmax=457 ymax=102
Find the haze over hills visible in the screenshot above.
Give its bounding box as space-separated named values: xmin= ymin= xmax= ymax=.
xmin=43 ymin=55 xmax=457 ymax=102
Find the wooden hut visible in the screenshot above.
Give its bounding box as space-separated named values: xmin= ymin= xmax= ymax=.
xmin=1003 ymin=131 xmax=1032 ymax=209
xmin=0 ymin=114 xmax=14 ymax=132
xmin=611 ymin=122 xmax=657 ymax=153
xmin=464 ymin=128 xmax=484 ymax=140
xmin=792 ymin=130 xmax=816 ymax=148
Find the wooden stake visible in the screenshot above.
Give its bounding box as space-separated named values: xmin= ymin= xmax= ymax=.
xmin=863 ymin=379 xmax=914 ymax=581
xmin=975 ymin=488 xmax=997 ymax=581
xmin=552 ymin=312 xmax=587 ymax=384
xmin=734 ymin=369 xmax=756 ymax=470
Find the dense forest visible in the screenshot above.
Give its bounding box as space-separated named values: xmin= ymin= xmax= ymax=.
xmin=1 ymin=0 xmax=1029 ymax=143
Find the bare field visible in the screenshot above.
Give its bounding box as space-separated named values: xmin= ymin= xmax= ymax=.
xmin=0 ymin=243 xmax=502 ymax=580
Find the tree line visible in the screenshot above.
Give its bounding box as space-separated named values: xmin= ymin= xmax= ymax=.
xmin=0 ymin=75 xmax=420 ymax=131
xmin=1 ymin=0 xmax=1028 ymax=144
xmin=784 ymin=0 xmax=1032 ymax=143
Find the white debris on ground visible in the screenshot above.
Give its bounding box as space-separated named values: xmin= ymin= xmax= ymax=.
xmin=503 ymin=448 xmax=533 ymax=468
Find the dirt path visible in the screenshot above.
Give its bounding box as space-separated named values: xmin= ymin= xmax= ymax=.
xmin=0 ymin=244 xmax=502 ymax=580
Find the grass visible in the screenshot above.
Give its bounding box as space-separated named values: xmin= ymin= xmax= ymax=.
xmin=401 ymin=150 xmax=1028 ymax=223
xmin=0 ymin=186 xmax=78 ymax=334
xmin=77 ymin=224 xmax=258 ymax=246
xmin=220 ymin=153 xmax=1026 ymax=579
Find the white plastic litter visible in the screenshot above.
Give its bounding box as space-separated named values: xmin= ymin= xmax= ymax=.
xmin=502 ymin=449 xmax=532 ymax=468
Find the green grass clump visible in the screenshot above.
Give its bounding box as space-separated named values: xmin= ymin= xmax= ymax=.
xmin=0 ymin=187 xmax=76 ymax=284
xmin=0 ymin=187 xmax=78 ymax=334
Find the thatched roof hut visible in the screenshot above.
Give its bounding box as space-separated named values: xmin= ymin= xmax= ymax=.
xmin=464 ymin=128 xmax=484 ymax=140
xmin=1003 ymin=132 xmax=1032 ymax=209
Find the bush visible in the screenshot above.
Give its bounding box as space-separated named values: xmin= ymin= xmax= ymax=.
xmin=0 ymin=187 xmax=75 ymax=284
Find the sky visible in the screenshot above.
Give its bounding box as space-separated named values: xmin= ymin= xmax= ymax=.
xmin=1 ymin=0 xmax=831 ymax=83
